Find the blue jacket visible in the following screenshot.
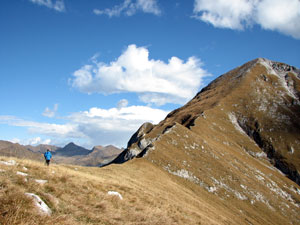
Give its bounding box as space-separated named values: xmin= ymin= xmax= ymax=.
xmin=44 ymin=151 xmax=52 ymax=160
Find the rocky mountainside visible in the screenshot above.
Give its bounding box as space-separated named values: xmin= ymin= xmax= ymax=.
xmin=111 ymin=58 xmax=300 ymax=224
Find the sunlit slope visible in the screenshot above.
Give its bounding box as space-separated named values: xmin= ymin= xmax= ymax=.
xmin=112 ymin=58 xmax=300 ymax=224
xmin=0 ymin=156 xmax=257 ymax=225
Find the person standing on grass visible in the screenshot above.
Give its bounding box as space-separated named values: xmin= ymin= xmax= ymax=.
xmin=44 ymin=149 xmax=52 ymax=166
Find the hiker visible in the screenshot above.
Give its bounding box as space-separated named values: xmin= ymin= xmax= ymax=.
xmin=44 ymin=149 xmax=52 ymax=166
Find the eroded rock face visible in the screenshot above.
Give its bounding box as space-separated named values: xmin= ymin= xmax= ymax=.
xmin=127 ymin=122 xmax=154 ymax=149
xmin=108 ymin=122 xmax=155 ymax=164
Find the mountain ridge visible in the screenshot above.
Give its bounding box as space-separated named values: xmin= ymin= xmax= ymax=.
xmin=0 ymin=141 xmax=122 ymax=167
xmin=107 ymin=58 xmax=300 ymax=224
xmin=111 ymin=58 xmax=300 ymax=185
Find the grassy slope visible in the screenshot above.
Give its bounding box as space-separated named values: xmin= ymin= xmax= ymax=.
xmin=122 ymin=59 xmax=300 ymax=224
xmin=0 ymin=156 xmax=242 ymax=225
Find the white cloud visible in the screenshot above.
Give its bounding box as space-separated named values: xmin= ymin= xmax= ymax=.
xmin=0 ymin=104 xmax=169 ymax=148
xmin=193 ymin=0 xmax=255 ymax=30
xmin=67 ymin=105 xmax=169 ymax=147
xmin=71 ymin=44 xmax=209 ymax=105
xmin=10 ymin=137 xmax=51 ymax=146
xmin=255 ymin=0 xmax=300 ymax=39
xmin=10 ymin=138 xmax=21 ymax=144
xmin=193 ymin=0 xmax=300 ymax=39
xmin=117 ymin=99 xmax=129 ymax=109
xmin=43 ymin=103 xmax=58 ymax=118
xmin=29 ymin=137 xmax=42 ymax=145
xmin=0 ymin=115 xmax=82 ymax=139
xmin=93 ymin=0 xmax=161 ymax=17
xmin=27 ymin=137 xmax=51 ymax=145
xmin=29 ymin=0 xmax=65 ymax=12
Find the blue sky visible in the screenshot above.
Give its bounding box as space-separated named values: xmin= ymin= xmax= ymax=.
xmin=0 ymin=0 xmax=300 ymax=148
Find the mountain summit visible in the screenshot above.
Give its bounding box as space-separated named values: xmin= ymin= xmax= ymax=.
xmin=110 ymin=58 xmax=300 ymax=224
xmin=54 ymin=142 xmax=91 ymax=157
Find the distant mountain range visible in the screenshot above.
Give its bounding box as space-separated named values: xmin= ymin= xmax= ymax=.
xmin=0 ymin=141 xmax=122 ymax=167
xmin=0 ymin=140 xmax=43 ymax=161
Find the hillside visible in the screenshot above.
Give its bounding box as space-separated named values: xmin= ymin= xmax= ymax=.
xmin=0 ymin=140 xmax=43 ymax=162
xmin=0 ymin=156 xmax=244 ymax=225
xmin=111 ymin=58 xmax=300 ymax=224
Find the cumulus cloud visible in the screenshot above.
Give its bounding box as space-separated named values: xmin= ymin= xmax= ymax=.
xmin=256 ymin=0 xmax=300 ymax=39
xmin=93 ymin=0 xmax=161 ymax=17
xmin=27 ymin=137 xmax=52 ymax=145
xmin=193 ymin=0 xmax=300 ymax=39
xmin=193 ymin=0 xmax=255 ymax=30
xmin=71 ymin=44 xmax=209 ymax=105
xmin=67 ymin=105 xmax=169 ymax=147
xmin=43 ymin=104 xmax=58 ymax=118
xmin=0 ymin=104 xmax=169 ymax=148
xmin=29 ymin=0 xmax=65 ymax=12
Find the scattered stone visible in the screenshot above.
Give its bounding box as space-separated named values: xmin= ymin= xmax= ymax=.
xmin=23 ymin=166 xmax=28 ymax=171
xmin=0 ymin=169 xmax=5 ymax=172
xmin=107 ymin=191 xmax=123 ymax=200
xmin=208 ymin=186 xmax=217 ymax=193
xmin=16 ymin=171 xmax=28 ymax=176
xmin=0 ymin=160 xmax=17 ymax=166
xmin=35 ymin=179 xmax=48 ymax=184
xmin=25 ymin=193 xmax=52 ymax=216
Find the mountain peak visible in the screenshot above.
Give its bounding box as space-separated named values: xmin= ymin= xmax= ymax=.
xmin=54 ymin=142 xmax=90 ymax=157
xmin=106 ymin=58 xmax=300 ymax=223
xmin=65 ymin=142 xmax=76 ymax=147
xmin=111 ymin=58 xmax=300 ymax=185
xmin=257 ymin=58 xmax=300 ymax=77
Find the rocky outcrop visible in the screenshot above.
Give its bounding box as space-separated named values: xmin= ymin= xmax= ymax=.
xmin=107 ymin=122 xmax=155 ymax=164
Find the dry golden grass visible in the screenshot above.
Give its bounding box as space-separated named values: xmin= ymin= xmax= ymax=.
xmin=0 ymin=156 xmax=236 ymax=225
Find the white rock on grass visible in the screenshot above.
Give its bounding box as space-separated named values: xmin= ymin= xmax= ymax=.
xmin=16 ymin=171 xmax=28 ymax=176
xmin=35 ymin=179 xmax=48 ymax=184
xmin=0 ymin=169 xmax=5 ymax=172
xmin=25 ymin=193 xmax=52 ymax=216
xmin=107 ymin=191 xmax=123 ymax=200
xmin=0 ymin=160 xmax=17 ymax=166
